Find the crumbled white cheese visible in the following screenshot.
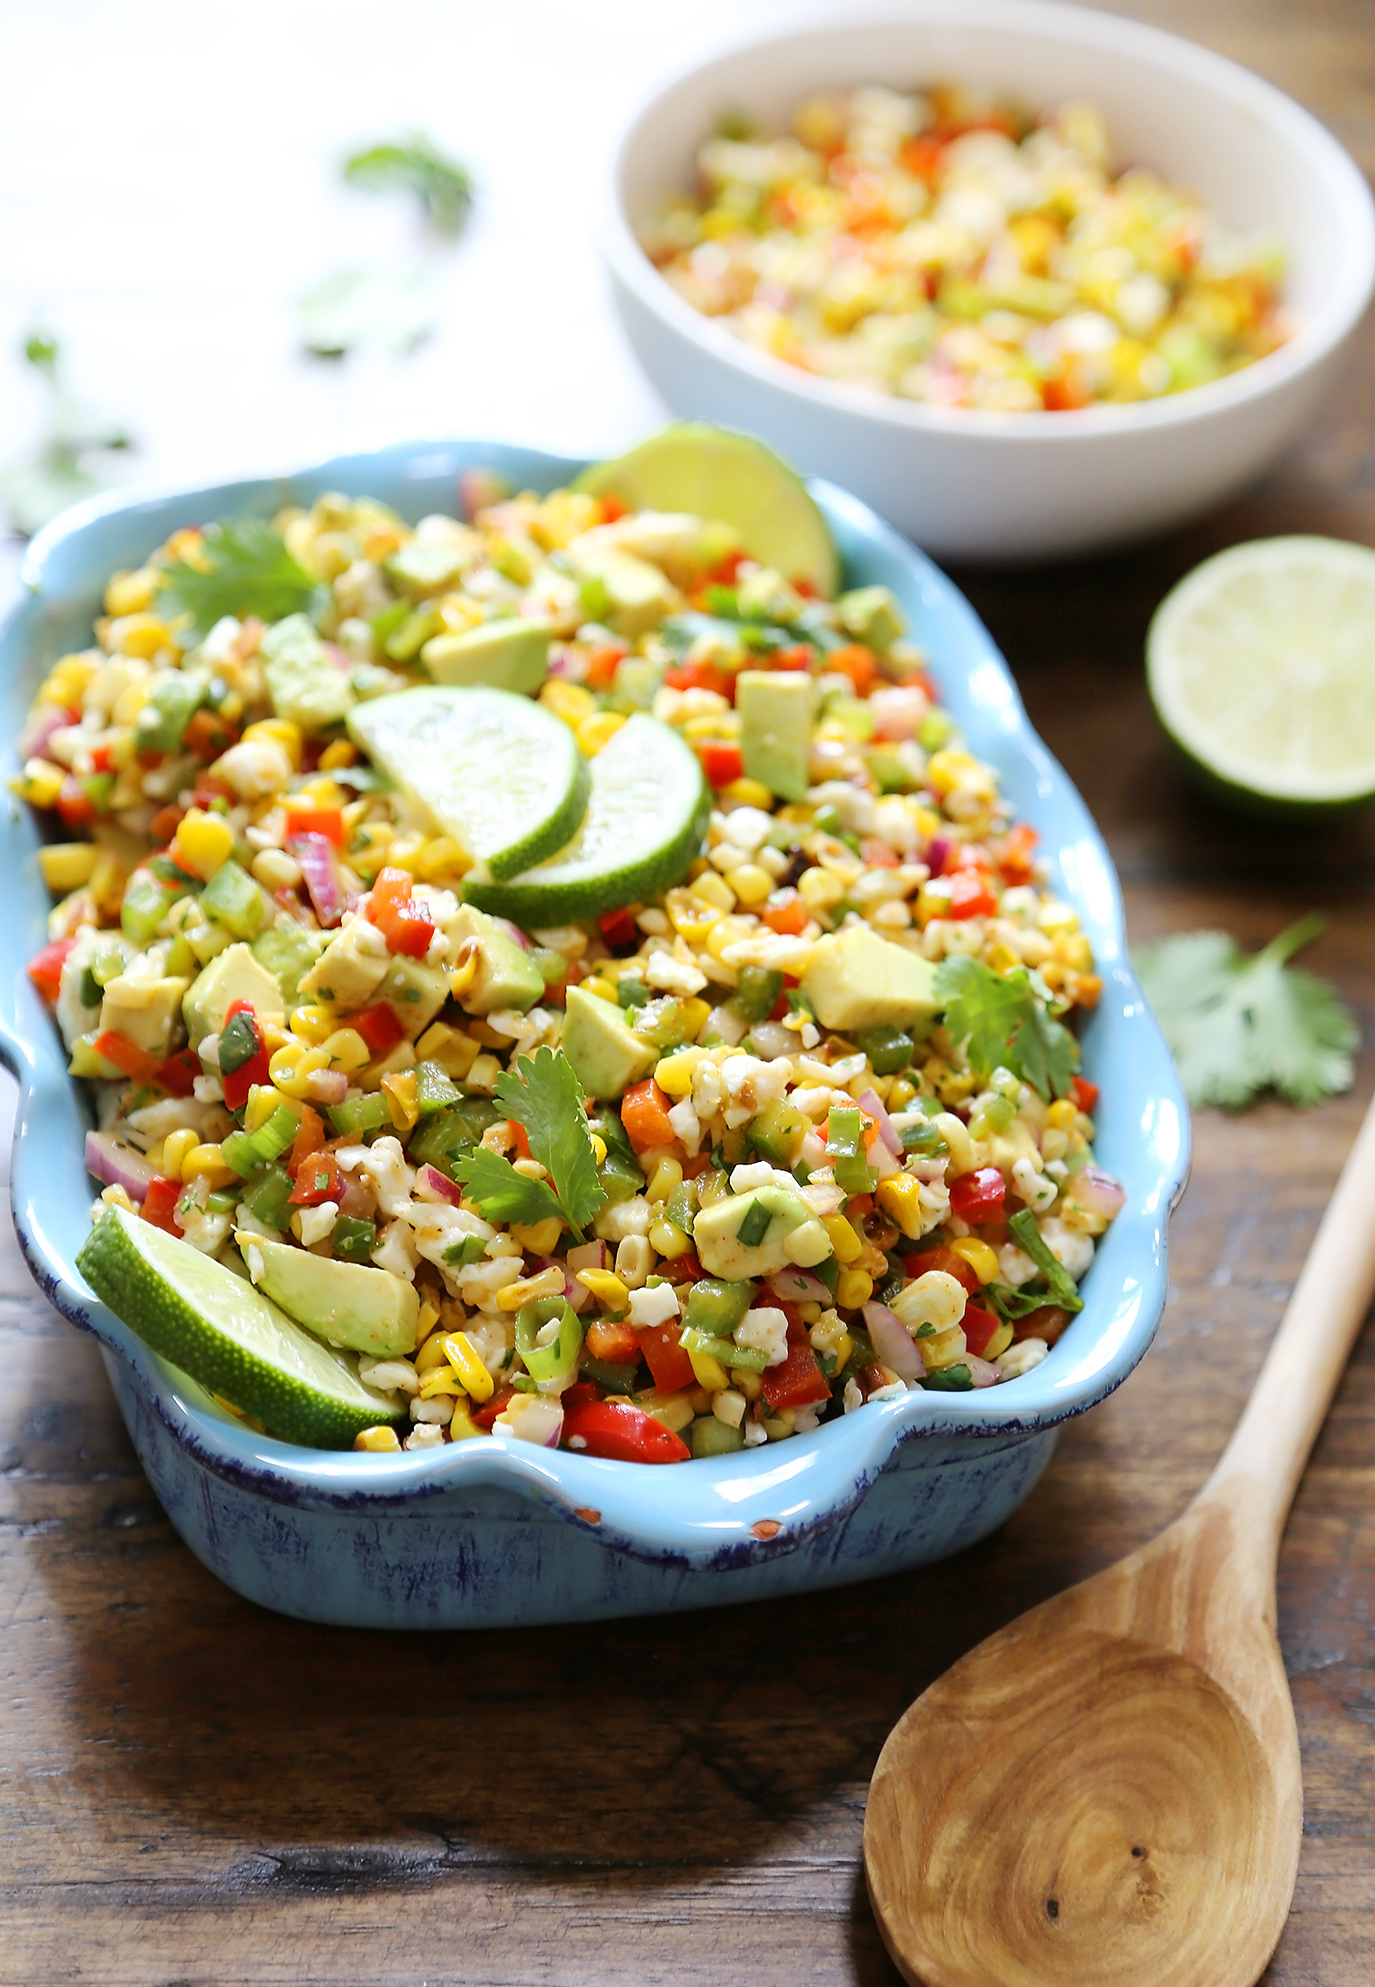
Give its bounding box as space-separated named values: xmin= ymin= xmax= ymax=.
xmin=628 ymin=1281 xmax=681 ymax=1329
xmin=735 ymin=1305 xmax=789 ymax=1367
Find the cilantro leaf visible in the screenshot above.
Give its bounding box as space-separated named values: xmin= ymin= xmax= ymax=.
xmin=935 ymin=955 xmax=1078 ymax=1101
xmin=496 ymin=1046 xmax=607 ymax=1239
xmin=160 ymin=519 xmax=319 ymax=638
xmin=1007 ymin=1210 xmax=1084 ymax=1314
xmin=451 ymin=1148 xmax=566 ymax=1232
xmin=343 ymin=136 xmax=474 ymax=235
xmin=1133 ymin=913 xmax=1357 ymax=1110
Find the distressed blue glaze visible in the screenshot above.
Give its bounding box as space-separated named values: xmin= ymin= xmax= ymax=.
xmin=0 ymin=440 xmax=1189 ymax=1629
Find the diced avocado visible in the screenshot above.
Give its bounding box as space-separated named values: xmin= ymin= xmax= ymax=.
xmin=384 ymin=530 xmax=479 ymax=600
xmin=560 ymin=984 xmax=656 ymax=1098
xmin=376 ymin=953 xmax=450 ymax=1039
xmin=243 ymin=1236 xmax=420 ymax=1357
xmin=801 ymin=923 xmax=940 ymax=1033
xmin=693 ymin=1182 xmax=826 ymax=1281
xmin=419 ymin=618 xmax=553 ymax=693
xmin=568 ymin=545 xmax=679 ymax=637
xmin=837 ymin=585 xmax=905 ymax=651
xmin=737 ymin=670 xmax=814 ymax=803
xmin=384 ymin=607 xmax=443 ymax=662
xmin=183 ymin=944 xmax=286 ymax=1049
xmin=260 ymin=613 xmax=355 ymax=732
xmin=443 ymin=905 xmax=544 ymax=1016
xmin=252 ymin=923 xmax=327 ymax=1008
xmin=298 ymin=918 xmax=391 ymax=1010
xmin=98 ymin=973 xmax=193 ymax=1056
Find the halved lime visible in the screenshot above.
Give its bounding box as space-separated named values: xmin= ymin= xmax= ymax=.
xmin=77 ymin=1208 xmax=404 ymax=1449
xmin=1147 ymin=537 xmax=1375 ymax=813
xmin=574 ymin=423 xmax=839 ymax=598
xmin=463 ymin=713 xmax=708 ymax=925
xmin=348 ymin=685 xmax=589 ymax=880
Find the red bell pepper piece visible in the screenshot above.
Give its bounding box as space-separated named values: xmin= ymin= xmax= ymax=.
xmin=597 ymin=906 xmax=638 ymax=951
xmin=657 ymin=1250 xmax=702 ymax=1284
xmin=140 ymin=1176 xmax=184 ymax=1235
xmin=584 ymin=1317 xmax=643 ymax=1366
xmin=283 ymin=802 xmax=345 ymax=848
xmin=148 ymin=804 xmax=187 ymax=845
xmin=351 ymin=1003 xmax=405 ymax=1057
xmin=637 ymin=1319 xmax=696 ymax=1392
xmin=947 ymin=870 xmax=998 ymax=920
xmin=902 ymin=1244 xmax=980 ymax=1295
xmin=157 ymin=1048 xmax=200 ymax=1098
xmin=27 ymin=936 xmax=76 ymax=1005
xmin=368 ymin=866 xmax=434 ymax=958
xmin=771 ymin=644 xmax=813 ymax=672
xmin=56 ymin=775 xmax=95 ymax=829
xmin=704 ymin=549 xmax=745 ymax=585
xmin=93 ymin=1030 xmax=165 ymax=1086
xmin=761 ymin=1310 xmax=831 ymax=1412
xmin=998 ymin=822 xmax=1038 ymax=884
xmin=664 ymin=659 xmax=733 ymax=701
xmin=561 ymin=1398 xmax=690 ymax=1464
xmin=620 ymin=1078 xmax=677 ymax=1154
xmin=761 ymin=893 xmax=808 ymax=937
xmin=829 ymin=643 xmax=878 ymax=695
xmin=949 ymin=1166 xmax=1006 ymax=1225
xmin=1070 ymin=1075 xmax=1099 ymax=1114
xmin=583 ymin=642 xmax=626 ymax=690
xmin=471 ymin=1387 xmax=517 ymax=1430
xmin=287 ymin=1105 xmax=326 ymax=1177
xmin=961 ymin=1302 xmax=1000 ymax=1359
xmin=700 ymin=740 xmax=744 ymax=789
xmin=289 ymin=1149 xmax=342 ymax=1205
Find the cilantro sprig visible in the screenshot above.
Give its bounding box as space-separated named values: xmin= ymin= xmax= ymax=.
xmin=1134 ymin=913 xmax=1357 ymax=1109
xmin=343 ymin=136 xmax=474 ymax=235
xmin=160 ymin=519 xmax=319 ymax=638
xmin=1007 ymin=1209 xmax=1084 ymax=1315
xmin=935 ymin=955 xmax=1077 ymax=1102
xmin=454 ymin=1047 xmax=606 ymax=1242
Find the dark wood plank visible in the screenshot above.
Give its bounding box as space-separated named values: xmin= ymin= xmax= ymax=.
xmin=4 ymin=4 xmax=1375 ymax=1979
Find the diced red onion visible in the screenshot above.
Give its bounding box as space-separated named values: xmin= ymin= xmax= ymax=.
xmin=565 ymin=1240 xmax=607 ymax=1274
xmin=862 ymin=1300 xmax=925 ymax=1383
xmin=856 ymin=1087 xmax=902 ymax=1156
xmin=500 ymin=1396 xmax=564 ymax=1448
xmin=965 ymin=1354 xmax=1000 ymax=1388
xmin=291 ymin=831 xmax=345 ymax=927
xmin=416 ymin=1164 xmax=463 ymax=1207
xmin=494 ymin=918 xmax=530 ymax=951
xmin=304 ymin=1067 xmax=348 ymax=1106
xmin=336 ymin=1172 xmax=377 ymax=1219
xmin=19 ymin=702 xmax=71 ymax=761
xmin=323 ymin=641 xmax=351 ymax=673
xmin=768 ymin=1269 xmax=831 ymax=1305
xmin=926 ymin=834 xmax=953 ymax=877
xmin=85 ymin=1130 xmax=158 ymax=1202
xmin=1072 ymin=1166 xmax=1126 ymax=1218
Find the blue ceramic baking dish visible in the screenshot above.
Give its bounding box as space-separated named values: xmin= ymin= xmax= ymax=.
xmin=0 ymin=440 xmax=1189 ymax=1629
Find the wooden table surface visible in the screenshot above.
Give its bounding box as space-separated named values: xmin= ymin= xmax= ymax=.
xmin=5 ymin=4 xmax=1375 ymax=1982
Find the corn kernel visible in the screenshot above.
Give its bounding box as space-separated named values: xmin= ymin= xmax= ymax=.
xmin=576 ymin=1269 xmax=630 ymax=1310
xmin=318 ymin=739 xmax=359 ymax=770
xmin=798 ymin=865 xmax=846 ymax=910
xmin=414 ymin=1021 xmax=480 ymax=1079
xmin=646 ymin=1157 xmax=683 ymax=1202
xmin=38 ymin=843 xmax=99 ymax=894
xmin=836 ymin=1266 xmax=874 ymax=1309
xmin=171 ymin=807 xmax=235 ymax=883
xmin=887 ymin=1077 xmax=918 ymax=1112
xmin=539 ymin=679 xmax=598 ymax=727
xmin=822 ymin=1212 xmax=863 ymax=1263
xmin=241 ymin=719 xmax=303 ymax=769
xmin=449 ymin=1403 xmax=483 ymax=1442
xmin=688 ymin=1347 xmax=730 ymax=1391
xmin=319 ymin=1028 xmax=369 ymax=1073
xmin=725 ymin=863 xmax=772 ymax=906
xmin=106 ymin=613 xmax=173 ymax=659
xmin=720 ymin=777 xmax=773 ymax=810
xmin=13 ymin=757 xmax=65 ymax=808
xmin=419 ymin=1365 xmax=466 ymax=1400
xmin=40 ymin=653 xmax=98 ymax=708
xmin=414 ymin=1333 xmax=452 ymax=1375
xmin=354 ymin=1424 xmax=403 ymax=1452
xmin=925 ymin=748 xmax=978 ymax=797
xmin=691 ymin=870 xmax=736 ymax=913
xmin=1046 ymin=1099 xmax=1079 ymax=1133
xmin=648 ymin=1218 xmax=692 ymax=1258
xmin=442 ymin=1331 xmax=495 ymax=1402
xmin=730 ymin=1367 xmax=765 ymax=1401
xmin=575 ymin=711 xmax=627 ymax=757
xmin=919 ymin=1323 xmax=968 ymax=1370
xmin=161 ymin=1128 xmax=199 ymax=1183
xmin=580 ymin=976 xmax=617 ymax=1002
xmin=271 ymin=1044 xmax=331 ymax=1098
xmin=183 ymin=1143 xmax=237 ymax=1188
xmin=638 ymin=1390 xmax=696 ymax=1432
xmin=590 ymin=1134 xmax=608 ymax=1164
xmin=100 ymin=1182 xmax=137 ymax=1213
xmin=104 ymin=568 xmax=159 ymax=617
xmin=654 ymin=1047 xmax=704 ymax=1097
xmin=876 ymin=1174 xmax=926 ymax=1241
xmin=414 ymin=835 xmax=471 ymax=881
xmin=985 ymin=1319 xmax=1015 ymax=1362
xmin=951 ymin=1236 xmax=1001 ymax=1284
xmin=498 ymin=1264 xmax=567 ymax=1311
xmin=510 ymin=1216 xmax=564 ymax=1257
xmin=382 ymin=1068 xmax=420 ymax=1133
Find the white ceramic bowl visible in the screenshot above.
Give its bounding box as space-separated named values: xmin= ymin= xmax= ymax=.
xmin=603 ymin=1 xmax=1375 ymax=561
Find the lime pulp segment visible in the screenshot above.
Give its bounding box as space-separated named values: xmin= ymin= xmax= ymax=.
xmin=77 ymin=1207 xmax=402 ymax=1449
xmin=574 ymin=422 xmax=839 ymax=599
xmin=1147 ymin=536 xmax=1375 ymax=806
xmin=347 ymin=685 xmax=590 ymax=881
xmin=462 ymin=712 xmax=709 ymax=925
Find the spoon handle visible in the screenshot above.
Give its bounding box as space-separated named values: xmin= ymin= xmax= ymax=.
xmin=1200 ymin=1086 xmax=1375 ymax=1550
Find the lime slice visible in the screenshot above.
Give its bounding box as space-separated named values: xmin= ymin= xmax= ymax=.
xmin=574 ymin=423 xmax=839 ymax=599
xmin=1147 ymin=537 xmax=1375 ymax=812
xmin=77 ymin=1208 xmax=403 ymax=1449
xmin=348 ymin=685 xmax=589 ymax=880
xmin=463 ymin=712 xmax=708 ymax=925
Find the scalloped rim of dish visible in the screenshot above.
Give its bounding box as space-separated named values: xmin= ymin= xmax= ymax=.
xmin=601 ymin=0 xmax=1375 ymax=442
xmin=0 ymin=439 xmax=1191 ymax=1568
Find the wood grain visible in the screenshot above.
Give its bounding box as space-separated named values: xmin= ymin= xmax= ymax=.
xmin=3 ymin=4 xmax=1375 ymax=1981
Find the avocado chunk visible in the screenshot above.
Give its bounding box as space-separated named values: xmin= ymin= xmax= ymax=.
xmin=298 ymin=918 xmax=391 ymax=1010
xmin=560 ymin=984 xmax=657 ymax=1098
xmin=737 ymin=670 xmax=815 ymax=803
xmin=693 ymin=1182 xmax=830 ymax=1281
xmin=837 ymin=584 xmax=905 ymax=651
xmin=444 ymin=905 xmax=544 ymax=1015
xmin=243 ymin=1236 xmax=420 ymax=1356
xmin=420 ymin=618 xmax=553 ymax=694
xmin=252 ymin=923 xmax=327 ymax=1008
xmin=384 ymin=525 xmax=480 ymax=600
xmin=376 ymin=953 xmax=451 ymax=1039
xmin=568 ymin=544 xmax=680 ymax=637
xmin=183 ymin=944 xmax=286 ymax=1049
xmin=260 ymin=614 xmax=355 ymax=732
xmin=98 ymin=972 xmax=192 ymax=1056
xmin=801 ymin=923 xmax=941 ymax=1034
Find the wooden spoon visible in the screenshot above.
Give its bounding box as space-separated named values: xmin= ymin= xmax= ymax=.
xmin=865 ymin=1090 xmax=1375 ymax=1987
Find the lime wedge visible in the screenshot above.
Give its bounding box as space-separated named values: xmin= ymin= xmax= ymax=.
xmin=574 ymin=423 xmax=839 ymax=599
xmin=348 ymin=685 xmax=589 ymax=880
xmin=77 ymin=1208 xmax=403 ymax=1449
xmin=463 ymin=712 xmax=708 ymax=925
xmin=1147 ymin=537 xmax=1375 ymax=812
